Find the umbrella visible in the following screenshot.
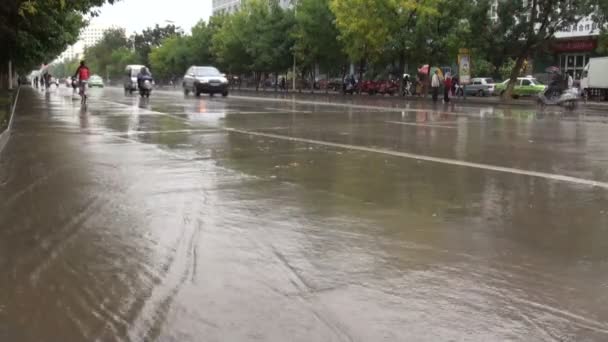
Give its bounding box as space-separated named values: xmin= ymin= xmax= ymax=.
xmin=545 ymin=66 xmax=561 ymax=73
xmin=418 ymin=65 xmax=444 ymax=78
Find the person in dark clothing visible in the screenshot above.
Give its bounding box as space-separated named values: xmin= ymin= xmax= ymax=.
xmin=444 ymin=73 xmax=452 ymax=102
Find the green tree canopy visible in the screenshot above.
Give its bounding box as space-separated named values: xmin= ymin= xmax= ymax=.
xmin=84 ymin=28 xmax=139 ymax=81
xmin=0 ymin=0 xmax=116 ymax=87
xmin=132 ymin=24 xmax=183 ymax=67
xmin=294 ymin=0 xmax=346 ymax=77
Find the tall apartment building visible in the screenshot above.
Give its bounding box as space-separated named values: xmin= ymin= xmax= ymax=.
xmin=212 ymin=0 xmax=292 ymax=15
xmin=56 ymin=24 xmax=118 ymax=62
xmin=212 ymin=0 xmax=241 ymax=14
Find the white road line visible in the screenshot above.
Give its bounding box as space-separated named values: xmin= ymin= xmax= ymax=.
xmin=106 ymin=129 xmax=222 ymax=136
xmin=225 ymin=128 xmax=608 ymax=190
xmin=386 ymin=121 xmax=457 ymax=129
xmin=8 ymin=86 xmax=21 ymax=129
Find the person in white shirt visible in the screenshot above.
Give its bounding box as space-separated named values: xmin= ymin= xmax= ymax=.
xmin=431 ymin=70 xmax=441 ymax=102
xmin=567 ymin=73 xmax=574 ymax=89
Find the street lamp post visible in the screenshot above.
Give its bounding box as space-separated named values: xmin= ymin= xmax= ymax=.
xmin=292 ymin=0 xmax=297 ymax=91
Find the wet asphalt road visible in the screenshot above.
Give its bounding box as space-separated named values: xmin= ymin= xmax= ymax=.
xmin=2 ymin=86 xmax=608 ymax=341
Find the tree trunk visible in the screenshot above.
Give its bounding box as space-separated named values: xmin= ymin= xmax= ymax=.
xmin=255 ymin=72 xmax=259 ymax=91
xmin=358 ymin=59 xmax=366 ymax=95
xmin=8 ymin=61 xmax=13 ymax=90
xmin=398 ymin=51 xmax=406 ymax=96
xmin=310 ymin=69 xmax=314 ymax=94
xmin=502 ymin=55 xmax=526 ymax=101
xmin=274 ymin=72 xmax=278 ymax=92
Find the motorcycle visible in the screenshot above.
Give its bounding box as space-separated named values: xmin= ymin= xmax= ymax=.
xmin=537 ymin=88 xmax=580 ymax=109
xmin=139 ymin=78 xmax=153 ymax=98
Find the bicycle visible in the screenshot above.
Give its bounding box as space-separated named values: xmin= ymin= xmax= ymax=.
xmin=78 ymin=80 xmax=88 ymax=106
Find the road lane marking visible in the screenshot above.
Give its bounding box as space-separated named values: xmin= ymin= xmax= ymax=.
xmin=107 ymin=129 xmax=222 ymax=136
xmin=225 ymin=128 xmax=608 ymax=190
xmin=385 ymin=121 xmax=458 ymax=129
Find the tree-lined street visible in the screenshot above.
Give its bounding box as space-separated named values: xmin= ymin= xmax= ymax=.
xmin=2 ymin=86 xmax=608 ymax=340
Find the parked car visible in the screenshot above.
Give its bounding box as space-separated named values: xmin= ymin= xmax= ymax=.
xmin=495 ymin=76 xmax=546 ymax=98
xmin=465 ymin=77 xmax=496 ymax=96
xmin=88 ymin=75 xmax=104 ymax=88
xmin=183 ymin=66 xmax=229 ymax=97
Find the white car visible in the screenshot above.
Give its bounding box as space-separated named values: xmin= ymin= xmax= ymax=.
xmin=465 ymin=77 xmax=496 ymax=96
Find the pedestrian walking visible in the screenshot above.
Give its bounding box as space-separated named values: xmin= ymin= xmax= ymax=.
xmin=444 ymin=73 xmax=452 ymax=103
xmin=431 ymin=69 xmax=441 ymax=102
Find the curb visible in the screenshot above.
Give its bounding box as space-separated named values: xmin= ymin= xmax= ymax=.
xmin=0 ymin=86 xmax=21 ymax=155
xmin=226 ymin=87 xmax=608 ymax=110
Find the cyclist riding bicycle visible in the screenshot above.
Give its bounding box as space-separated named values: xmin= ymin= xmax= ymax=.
xmin=73 ymin=60 xmax=90 ymax=103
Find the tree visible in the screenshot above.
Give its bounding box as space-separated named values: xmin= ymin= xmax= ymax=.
xmin=212 ymin=10 xmax=253 ymax=76
xmin=294 ymin=0 xmax=346 ymax=88
xmin=132 ymin=24 xmax=183 ymax=67
xmin=84 ymin=28 xmax=139 ymax=81
xmin=473 ymin=0 xmax=602 ymax=99
xmin=149 ymin=36 xmax=193 ymax=81
xmin=212 ymin=0 xmax=295 ymax=89
xmin=190 ymin=15 xmax=226 ymax=66
xmin=330 ymin=0 xmax=457 ymax=89
xmin=48 ymin=57 xmax=81 ymax=78
xmin=330 ymin=0 xmax=393 ymax=81
xmin=0 ymin=0 xmax=116 ymax=88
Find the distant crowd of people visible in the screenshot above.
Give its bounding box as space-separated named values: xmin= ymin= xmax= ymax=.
xmin=32 ymin=72 xmax=52 ymax=89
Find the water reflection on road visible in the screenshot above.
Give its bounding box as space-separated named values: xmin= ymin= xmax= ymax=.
xmin=1 ymin=87 xmax=608 ymax=341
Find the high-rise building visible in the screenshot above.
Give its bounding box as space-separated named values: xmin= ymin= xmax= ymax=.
xmin=212 ymin=0 xmax=292 ymax=15
xmin=56 ymin=24 xmax=119 ymax=62
xmin=212 ymin=0 xmax=242 ymax=14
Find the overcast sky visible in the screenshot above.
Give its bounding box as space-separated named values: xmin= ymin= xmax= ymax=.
xmin=91 ymin=0 xmax=212 ymax=34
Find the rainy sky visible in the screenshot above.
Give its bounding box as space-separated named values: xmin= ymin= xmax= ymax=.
xmin=92 ymin=0 xmax=212 ymax=34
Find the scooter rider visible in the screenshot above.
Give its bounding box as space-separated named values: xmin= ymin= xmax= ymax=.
xmin=545 ymin=71 xmax=564 ymax=99
xmin=137 ymin=67 xmax=153 ymax=89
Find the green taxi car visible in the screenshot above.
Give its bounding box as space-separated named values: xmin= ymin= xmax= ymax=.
xmin=495 ymin=77 xmax=545 ymax=98
xmin=88 ymin=75 xmax=104 ymax=88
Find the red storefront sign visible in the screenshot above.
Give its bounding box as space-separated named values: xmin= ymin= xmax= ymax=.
xmin=552 ymin=39 xmax=597 ymax=52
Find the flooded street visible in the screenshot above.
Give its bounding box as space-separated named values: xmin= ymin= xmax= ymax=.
xmin=2 ymin=86 xmax=608 ymax=341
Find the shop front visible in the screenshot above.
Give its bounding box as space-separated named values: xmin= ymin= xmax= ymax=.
xmin=553 ymin=39 xmax=598 ymax=79
xmin=551 ymin=18 xmax=600 ymax=80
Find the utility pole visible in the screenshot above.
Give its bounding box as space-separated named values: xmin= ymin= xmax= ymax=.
xmin=8 ymin=60 xmax=13 ymax=90
xmin=292 ymin=0 xmax=297 ymax=91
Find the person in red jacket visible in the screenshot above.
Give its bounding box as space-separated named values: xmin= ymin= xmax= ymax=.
xmin=73 ymin=61 xmax=90 ymax=98
xmin=444 ymin=73 xmax=452 ymax=103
